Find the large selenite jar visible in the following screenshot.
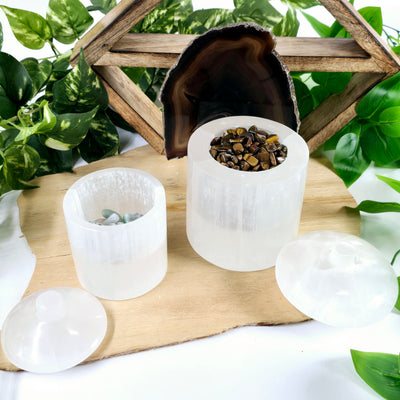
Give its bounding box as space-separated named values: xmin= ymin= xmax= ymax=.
xmin=63 ymin=168 xmax=167 ymax=300
xmin=186 ymin=116 xmax=309 ymax=272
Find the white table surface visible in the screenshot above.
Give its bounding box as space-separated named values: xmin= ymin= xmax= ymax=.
xmin=2 ymin=1 xmax=400 ymax=399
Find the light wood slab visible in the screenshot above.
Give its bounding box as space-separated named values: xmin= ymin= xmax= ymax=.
xmin=0 ymin=145 xmax=360 ymax=371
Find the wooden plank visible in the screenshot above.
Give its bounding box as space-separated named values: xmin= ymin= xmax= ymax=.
xmin=282 ymin=56 xmax=380 ymax=73
xmin=95 ymin=65 xmax=164 ymax=137
xmin=95 ymin=52 xmax=178 ymax=68
xmin=304 ymin=102 xmax=357 ymax=153
xmin=109 ymin=34 xmax=370 ymax=58
xmin=319 ymin=0 xmax=400 ymax=74
xmin=95 ymin=52 xmax=381 ymax=72
xmin=99 ymin=77 xmax=164 ymax=154
xmin=93 ymin=35 xmax=380 ymax=72
xmin=300 ymin=72 xmax=386 ymax=152
xmin=70 ymin=0 xmax=163 ymax=66
xmin=0 ymin=146 xmax=360 ymax=371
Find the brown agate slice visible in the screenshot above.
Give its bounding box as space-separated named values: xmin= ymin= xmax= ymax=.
xmin=161 ymin=22 xmax=299 ymax=159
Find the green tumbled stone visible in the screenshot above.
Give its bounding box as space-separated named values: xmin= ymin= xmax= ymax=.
xmin=102 ymin=209 xmax=122 ymax=221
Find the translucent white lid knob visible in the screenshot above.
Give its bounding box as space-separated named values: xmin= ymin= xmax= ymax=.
xmin=1 ymin=287 xmax=107 ymax=373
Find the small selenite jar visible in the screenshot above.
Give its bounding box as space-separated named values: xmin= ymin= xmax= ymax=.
xmin=63 ymin=168 xmax=167 ymax=300
xmin=186 ymin=116 xmax=309 ymax=272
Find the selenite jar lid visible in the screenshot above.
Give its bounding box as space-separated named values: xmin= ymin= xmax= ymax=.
xmin=1 ymin=287 xmax=107 ymax=373
xmin=275 ymin=231 xmax=398 ymax=327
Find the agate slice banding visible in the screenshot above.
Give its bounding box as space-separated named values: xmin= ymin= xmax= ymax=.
xmin=161 ymin=22 xmax=299 ymax=159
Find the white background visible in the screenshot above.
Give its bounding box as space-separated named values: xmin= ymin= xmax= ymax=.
xmin=2 ymin=1 xmax=400 ymax=399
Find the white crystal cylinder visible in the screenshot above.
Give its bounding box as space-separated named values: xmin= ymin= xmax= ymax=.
xmin=63 ymin=168 xmax=167 ymax=300
xmin=186 ymin=116 xmax=309 ymax=271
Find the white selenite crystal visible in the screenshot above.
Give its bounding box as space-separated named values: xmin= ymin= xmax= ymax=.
xmin=1 ymin=287 xmax=107 ymax=373
xmin=275 ymin=230 xmax=399 ymax=327
xmin=186 ymin=116 xmax=309 ymax=271
xmin=63 ymin=168 xmax=167 ymax=300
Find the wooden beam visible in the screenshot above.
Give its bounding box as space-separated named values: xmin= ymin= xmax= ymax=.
xmin=95 ymin=52 xmax=381 ymax=72
xmin=108 ymin=35 xmax=370 ymax=58
xmin=281 ymin=56 xmax=380 ymax=73
xmin=300 ymin=72 xmax=386 ymax=152
xmin=319 ymin=0 xmax=400 ymax=74
xmin=94 ymin=35 xmax=380 ymax=72
xmin=95 ymin=65 xmax=164 ymax=138
xmin=71 ymin=0 xmax=163 ymax=66
xmin=305 ymin=103 xmax=357 ymax=153
xmin=96 ymin=67 xmax=164 ymax=154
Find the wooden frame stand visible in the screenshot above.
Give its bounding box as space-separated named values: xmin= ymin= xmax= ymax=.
xmin=71 ymin=0 xmax=400 ymax=154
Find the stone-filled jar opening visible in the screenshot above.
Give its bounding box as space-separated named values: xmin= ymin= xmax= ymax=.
xmin=209 ymin=125 xmax=288 ymax=172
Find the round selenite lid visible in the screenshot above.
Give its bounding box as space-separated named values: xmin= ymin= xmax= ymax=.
xmin=1 ymin=287 xmax=107 ymax=373
xmin=275 ymin=231 xmax=399 ymax=328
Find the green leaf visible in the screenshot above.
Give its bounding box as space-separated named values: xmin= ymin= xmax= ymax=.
xmin=357 ymin=72 xmax=400 ymax=121
xmin=329 ymin=7 xmax=382 ymax=38
xmin=360 ymin=125 xmax=400 ymax=166
xmin=0 ymin=173 xmax=12 ymax=196
xmin=376 ymin=106 xmax=400 ymax=137
xmin=333 ymin=132 xmax=370 ymax=187
xmin=43 ymin=69 xmax=69 ymax=103
xmin=301 ymin=11 xmax=330 ymax=37
xmin=21 ymin=58 xmax=52 ymax=96
xmin=53 ymin=50 xmax=72 ymax=72
xmin=354 ymin=200 xmax=400 ymax=213
xmin=358 ymin=7 xmax=383 ymax=35
xmin=292 ymin=77 xmax=313 ymax=119
xmin=145 ymin=68 xmax=167 ymax=102
xmin=395 ymin=277 xmax=400 ymax=311
xmin=0 ymin=21 xmax=3 ymax=50
xmin=351 ymin=350 xmax=400 ymax=400
xmin=232 ymin=0 xmax=282 ymax=27
xmin=14 ymin=101 xmax=57 ymax=142
xmin=0 ymin=52 xmax=33 ymax=119
xmin=0 ymin=6 xmax=52 ymax=50
xmin=0 ymin=129 xmax=19 ymax=149
xmin=36 ymin=101 xmax=57 ymax=134
xmin=272 ymin=7 xmax=299 ymax=37
xmin=376 ymin=175 xmax=400 ymax=194
xmin=131 ymin=0 xmax=193 ymax=34
xmin=392 ymin=46 xmax=400 ymax=55
xmin=78 ymin=111 xmax=119 ymax=163
xmin=2 ymin=143 xmax=40 ymax=189
xmin=392 ymin=249 xmax=400 ymax=266
xmin=14 ymin=126 xmax=38 ymax=142
xmin=310 ymin=85 xmax=330 ymax=108
xmin=311 ymin=72 xmax=352 ymax=94
xmin=52 ymin=49 xmax=108 ymax=113
xmin=87 ymin=0 xmax=116 ymax=14
xmin=182 ymin=8 xmax=234 ymax=34
xmin=47 ymin=0 xmax=93 ymax=44
xmin=106 ymin=107 xmax=137 ymax=134
xmin=324 ymin=119 xmax=360 ymax=151
xmin=44 ymin=106 xmax=99 ymax=150
xmin=0 ymin=97 xmax=16 ymax=121
xmin=282 ymin=0 xmax=319 ymax=9
xmin=27 ymin=134 xmax=74 ymax=176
